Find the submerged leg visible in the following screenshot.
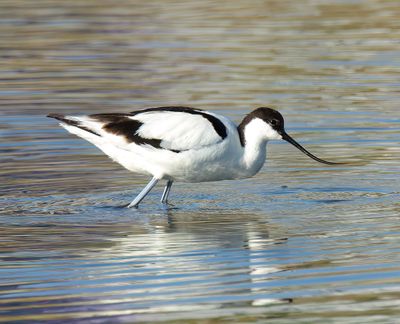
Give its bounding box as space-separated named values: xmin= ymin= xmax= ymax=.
xmin=127 ymin=177 xmax=159 ymax=208
xmin=160 ymin=180 xmax=173 ymax=204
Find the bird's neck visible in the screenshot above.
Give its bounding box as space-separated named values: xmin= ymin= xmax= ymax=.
xmin=238 ymin=119 xmax=268 ymax=176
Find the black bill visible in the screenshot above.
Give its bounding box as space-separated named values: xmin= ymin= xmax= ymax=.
xmin=281 ymin=132 xmax=341 ymax=165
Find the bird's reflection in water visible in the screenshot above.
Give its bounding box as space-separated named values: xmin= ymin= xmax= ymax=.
xmin=84 ymin=207 xmax=293 ymax=310
xmin=1 ymin=206 xmax=292 ymax=319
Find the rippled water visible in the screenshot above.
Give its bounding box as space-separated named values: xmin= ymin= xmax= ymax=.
xmin=1 ymin=0 xmax=400 ymax=323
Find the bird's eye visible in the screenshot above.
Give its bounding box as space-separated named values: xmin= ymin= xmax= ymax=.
xmin=270 ymin=119 xmax=279 ymax=126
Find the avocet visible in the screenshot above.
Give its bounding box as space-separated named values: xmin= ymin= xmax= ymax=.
xmin=48 ymin=106 xmax=340 ymax=207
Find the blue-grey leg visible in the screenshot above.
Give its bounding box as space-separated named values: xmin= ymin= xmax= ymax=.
xmin=127 ymin=177 xmax=159 ymax=208
xmin=160 ymin=180 xmax=173 ymax=204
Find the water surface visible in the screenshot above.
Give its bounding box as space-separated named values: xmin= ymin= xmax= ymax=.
xmin=1 ymin=0 xmax=400 ymax=323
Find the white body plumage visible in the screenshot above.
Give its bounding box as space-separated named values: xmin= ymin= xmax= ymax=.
xmin=59 ymin=110 xmax=277 ymax=182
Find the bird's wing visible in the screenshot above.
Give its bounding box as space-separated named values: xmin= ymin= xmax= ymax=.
xmin=127 ymin=107 xmax=228 ymax=151
xmin=51 ymin=107 xmax=229 ymax=152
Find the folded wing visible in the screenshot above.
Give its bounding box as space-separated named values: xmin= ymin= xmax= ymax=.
xmin=49 ymin=107 xmax=228 ymax=153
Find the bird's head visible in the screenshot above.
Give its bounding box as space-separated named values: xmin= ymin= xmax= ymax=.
xmin=242 ymin=107 xmax=341 ymax=165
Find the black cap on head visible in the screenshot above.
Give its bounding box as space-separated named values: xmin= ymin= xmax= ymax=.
xmin=246 ymin=107 xmax=285 ymax=134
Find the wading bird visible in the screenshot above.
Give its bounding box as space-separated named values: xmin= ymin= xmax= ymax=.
xmin=48 ymin=106 xmax=340 ymax=207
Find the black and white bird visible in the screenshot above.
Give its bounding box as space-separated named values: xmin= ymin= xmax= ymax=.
xmin=48 ymin=106 xmax=340 ymax=208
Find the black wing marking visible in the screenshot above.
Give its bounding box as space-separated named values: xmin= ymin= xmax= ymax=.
xmin=89 ymin=113 xmax=181 ymax=152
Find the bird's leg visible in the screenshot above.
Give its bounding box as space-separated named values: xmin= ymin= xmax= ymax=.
xmin=127 ymin=177 xmax=159 ymax=208
xmin=160 ymin=180 xmax=173 ymax=204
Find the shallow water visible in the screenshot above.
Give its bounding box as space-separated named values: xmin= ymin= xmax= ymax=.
xmin=1 ymin=0 xmax=400 ymax=323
